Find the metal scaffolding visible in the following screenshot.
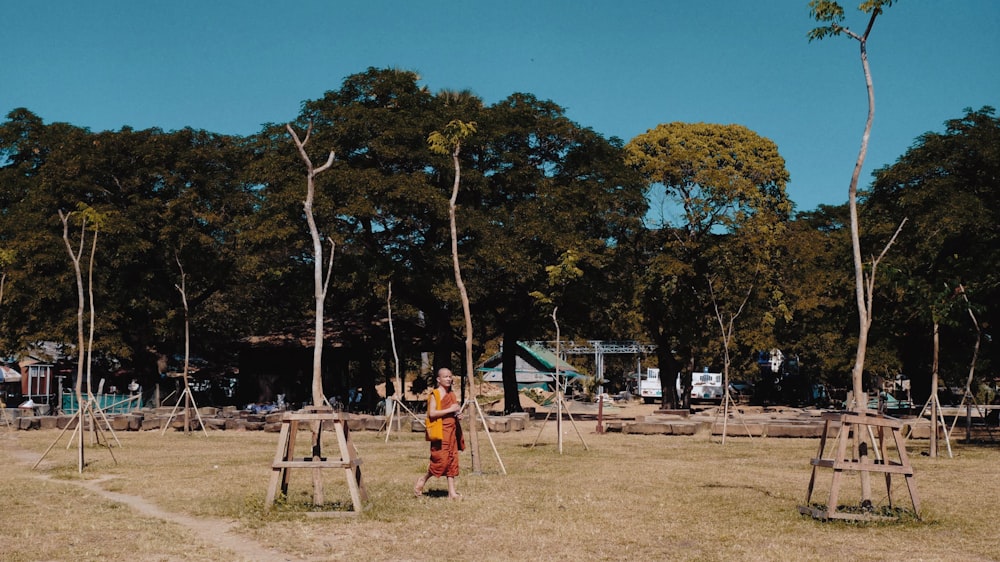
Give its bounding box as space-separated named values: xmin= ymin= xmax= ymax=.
xmin=526 ymin=340 xmax=657 ymax=395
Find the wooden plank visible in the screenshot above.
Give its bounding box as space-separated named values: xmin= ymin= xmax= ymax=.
xmin=810 ymin=458 xmax=914 ymax=475
xmin=281 ymin=413 xmax=344 ymax=422
xmin=273 ymin=460 xmax=353 ymax=469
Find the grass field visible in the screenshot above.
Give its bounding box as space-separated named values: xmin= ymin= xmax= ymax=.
xmin=2 ymin=420 xmax=997 ymax=562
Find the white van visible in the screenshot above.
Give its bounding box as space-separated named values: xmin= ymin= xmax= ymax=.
xmin=691 ymin=371 xmax=724 ymax=404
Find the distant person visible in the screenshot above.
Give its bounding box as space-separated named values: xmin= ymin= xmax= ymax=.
xmin=414 ymin=368 xmax=464 ymax=499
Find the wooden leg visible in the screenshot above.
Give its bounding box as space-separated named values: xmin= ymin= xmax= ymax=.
xmin=266 ymin=423 xmax=292 ymax=508
xmin=805 ymin=419 xmax=832 ymax=505
xmin=827 ymin=421 xmax=853 ymax=516
xmin=311 ymin=423 xmax=325 ymax=506
xmin=282 ymin=421 xmax=297 ymax=497
xmin=892 ymin=427 xmax=921 ymax=517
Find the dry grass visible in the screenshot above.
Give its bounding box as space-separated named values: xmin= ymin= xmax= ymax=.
xmin=2 ymin=421 xmax=998 ymax=562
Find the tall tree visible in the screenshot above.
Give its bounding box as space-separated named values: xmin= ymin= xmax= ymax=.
xmin=625 ymin=122 xmax=791 ymax=408
xmin=774 ymin=206 xmax=857 ymax=393
xmin=465 ymin=94 xmax=647 ymax=412
xmin=0 ymin=111 xmax=255 ymax=385
xmin=428 ymin=118 xmax=481 ymax=471
xmin=866 ymin=107 xmax=1000 ymax=454
xmin=286 ymin=123 xmax=337 ymax=407
xmin=808 ymin=0 xmax=901 ymax=408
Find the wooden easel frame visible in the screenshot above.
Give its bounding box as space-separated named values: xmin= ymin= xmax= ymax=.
xmin=265 ymin=407 xmax=367 ymax=515
xmin=800 ymin=410 xmax=920 ymax=521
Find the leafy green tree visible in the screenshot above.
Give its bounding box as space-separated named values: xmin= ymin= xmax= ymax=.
xmin=774 ymin=206 xmax=857 ymax=391
xmin=465 ymin=94 xmax=647 ymax=413
xmin=0 ymin=248 xmax=12 ymax=312
xmin=865 ymin=107 xmax=1000 ymax=453
xmin=0 ymin=110 xmax=95 ymax=355
xmin=243 ymin=69 xmax=471 ymax=406
xmin=0 ymin=109 xmax=255 ymax=387
xmin=625 ymin=122 xmax=791 ymax=408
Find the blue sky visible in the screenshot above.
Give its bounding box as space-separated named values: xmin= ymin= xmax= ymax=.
xmin=2 ymin=1 xmax=997 ymax=213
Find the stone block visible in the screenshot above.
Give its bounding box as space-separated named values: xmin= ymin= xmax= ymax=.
xmin=110 ymin=416 xmax=130 ymax=431
xmin=486 ymin=417 xmax=510 ymax=432
xmin=624 ymin=422 xmax=671 ymax=435
xmin=654 ymin=409 xmax=690 ymax=418
xmin=38 ymin=416 xmax=59 ymax=430
xmin=204 ymin=418 xmax=227 ymax=430
xmin=711 ymin=422 xmax=765 ymax=437
xmin=381 ymin=416 xmax=404 ymax=432
xmin=166 ymin=416 xmax=201 ymax=431
xmin=244 ymin=421 xmax=265 ymax=431
xmin=604 ymin=421 xmax=624 ymax=432
xmin=225 ymin=418 xmax=246 ymax=431
xmin=18 ymin=416 xmax=40 ymax=430
xmin=263 ymin=422 xmax=282 ymax=432
xmin=141 ymin=418 xmax=162 ymax=431
xmin=670 ymin=423 xmax=698 ymax=435
xmin=508 ymin=412 xmax=530 ymax=424
xmin=765 ymin=423 xmax=822 ymax=438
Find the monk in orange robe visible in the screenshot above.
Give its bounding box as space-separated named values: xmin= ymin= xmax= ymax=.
xmin=414 ymin=368 xmax=464 ymax=499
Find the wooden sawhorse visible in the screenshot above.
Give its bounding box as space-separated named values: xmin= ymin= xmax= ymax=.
xmin=265 ymin=407 xmax=367 ymax=514
xmin=800 ymin=410 xmax=920 ymax=521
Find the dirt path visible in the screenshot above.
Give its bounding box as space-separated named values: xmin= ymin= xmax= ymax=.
xmin=70 ymin=476 xmax=297 ymax=561
xmin=5 ymin=438 xmax=304 ymax=562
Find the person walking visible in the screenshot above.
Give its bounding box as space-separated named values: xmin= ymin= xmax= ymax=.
xmin=414 ymin=368 xmax=464 ymax=499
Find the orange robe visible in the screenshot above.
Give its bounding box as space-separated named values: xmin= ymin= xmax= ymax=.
xmin=427 ymin=390 xmax=461 ymax=477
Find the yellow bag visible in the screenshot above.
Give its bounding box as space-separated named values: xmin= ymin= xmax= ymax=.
xmin=425 ymin=390 xmax=443 ymax=441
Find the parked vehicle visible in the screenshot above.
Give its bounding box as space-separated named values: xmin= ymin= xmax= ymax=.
xmin=728 ymin=381 xmax=754 ymax=404
xmin=637 ymin=368 xmax=661 ymax=404
xmin=691 ymin=370 xmax=724 ymax=404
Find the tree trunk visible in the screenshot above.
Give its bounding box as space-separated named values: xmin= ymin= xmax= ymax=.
xmin=501 ymin=328 xmax=523 ymax=414
xmin=60 ymin=211 xmax=87 ymax=473
xmin=930 ymin=321 xmax=940 ymax=458
xmin=847 ymin=30 xmax=876 ymax=411
xmin=286 ymin=124 xmax=336 ymax=408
